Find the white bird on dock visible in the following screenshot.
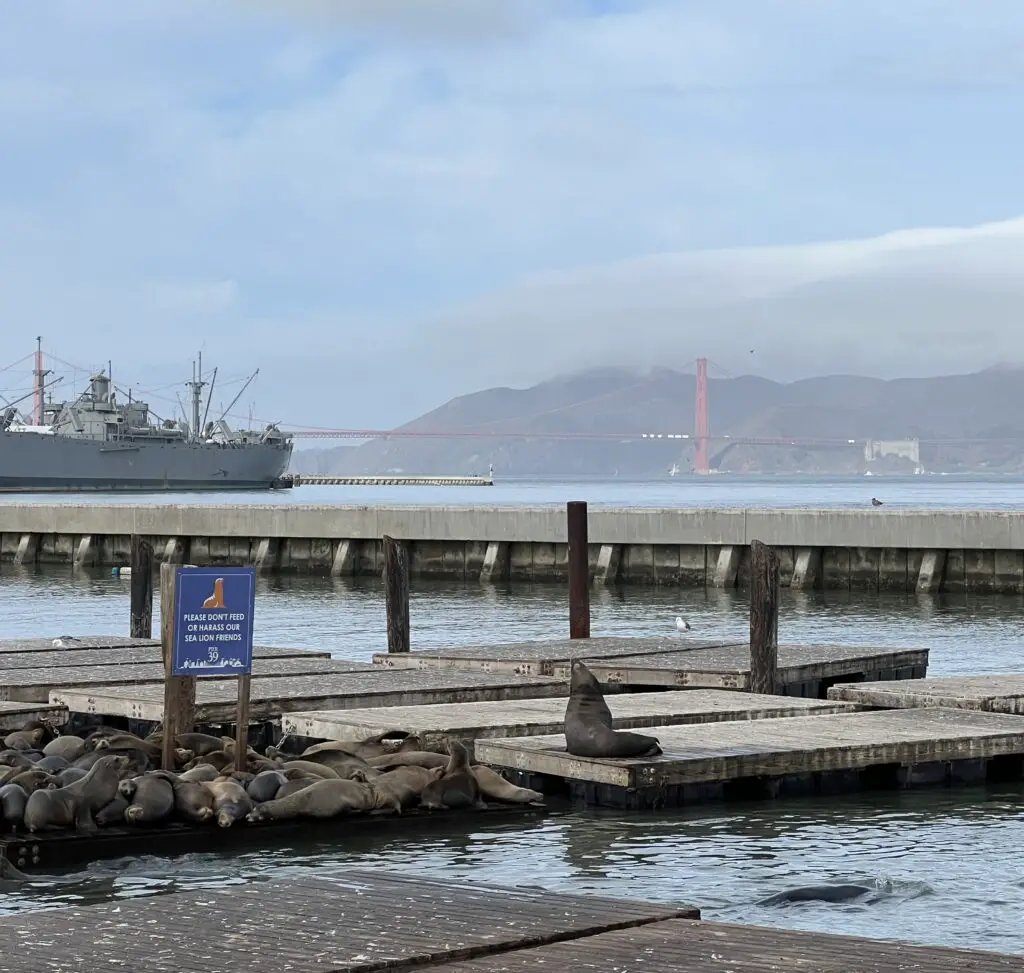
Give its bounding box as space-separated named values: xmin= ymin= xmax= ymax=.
xmin=675 ymin=616 xmax=691 ymax=633
xmin=52 ymin=636 xmax=82 ymax=648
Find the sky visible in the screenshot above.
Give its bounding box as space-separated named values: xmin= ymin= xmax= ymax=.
xmin=1 ymin=1 xmax=1023 ymax=429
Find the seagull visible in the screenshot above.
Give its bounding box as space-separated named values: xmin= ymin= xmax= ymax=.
xmin=52 ymin=636 xmax=83 ymax=648
xmin=871 ymin=497 xmax=883 ymax=507
xmin=675 ymin=616 xmax=691 ymax=633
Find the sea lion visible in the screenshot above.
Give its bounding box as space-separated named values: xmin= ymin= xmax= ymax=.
xmin=0 ymin=784 xmax=28 ymax=831
xmin=206 ymin=779 xmax=254 ymax=828
xmin=8 ymin=770 xmax=56 ymax=794
xmin=33 ymin=755 xmax=70 ymax=775
xmin=89 ymin=732 xmax=158 ymax=758
xmin=4 ymin=721 xmax=56 ymax=751
xmin=246 ymin=778 xmax=374 ymax=823
xmin=470 ymin=766 xmax=544 ymax=805
xmin=273 ymin=778 xmax=317 ymax=800
xmin=120 ymin=774 xmax=175 ymax=825
xmin=95 ymin=794 xmax=131 ymax=826
xmin=55 ymin=767 xmax=89 ymax=787
xmin=185 ymin=750 xmax=234 ymax=772
xmin=368 ymin=751 xmax=449 ymax=771
xmin=179 ymin=764 xmax=221 ymax=783
xmin=299 ymin=750 xmax=378 ymax=779
xmin=23 ymin=754 xmax=129 ymax=833
xmin=155 ymin=732 xmax=225 ymax=757
xmin=278 ymin=760 xmax=340 ymax=780
xmin=0 ymin=751 xmax=37 ymax=770
xmin=757 ymin=884 xmax=884 ymax=906
xmin=360 ymin=765 xmax=435 ymax=813
xmin=43 ymin=736 xmax=86 ymax=762
xmin=419 ymin=742 xmax=485 ymax=811
xmin=564 ymin=661 xmax=661 ymax=758
xmin=300 ymin=731 xmax=417 ymax=761
xmin=147 ymin=771 xmax=215 ymax=824
xmin=246 ymin=770 xmax=287 ymax=803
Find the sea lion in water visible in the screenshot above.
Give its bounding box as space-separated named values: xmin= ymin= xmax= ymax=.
xmin=206 ymin=779 xmax=254 ymax=828
xmin=246 ymin=778 xmax=374 ymax=822
xmin=23 ymin=754 xmax=129 ymax=833
xmin=470 ymin=766 xmax=544 ymax=805
xmin=120 ymin=774 xmax=175 ymax=825
xmin=0 ymin=784 xmax=28 ymax=831
xmin=420 ymin=742 xmax=485 ymax=811
xmin=757 ymin=884 xmax=884 ymax=906
xmin=43 ymin=736 xmax=86 ymax=762
xmin=564 ymin=661 xmax=661 ymax=758
xmin=246 ymin=770 xmax=287 ymax=803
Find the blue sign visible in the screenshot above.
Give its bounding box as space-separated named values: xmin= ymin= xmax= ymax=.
xmin=172 ymin=567 xmax=256 ymax=677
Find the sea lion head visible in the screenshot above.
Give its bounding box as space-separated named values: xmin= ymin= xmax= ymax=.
xmin=570 ymin=660 xmax=601 ymax=692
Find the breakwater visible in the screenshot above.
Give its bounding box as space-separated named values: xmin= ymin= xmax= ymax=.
xmin=1 ymin=504 xmax=1023 ymax=593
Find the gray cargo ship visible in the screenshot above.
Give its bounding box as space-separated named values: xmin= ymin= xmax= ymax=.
xmin=0 ymin=343 xmax=292 ymax=493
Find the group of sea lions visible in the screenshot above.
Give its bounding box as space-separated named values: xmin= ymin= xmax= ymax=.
xmin=0 ymin=720 xmax=544 ymax=834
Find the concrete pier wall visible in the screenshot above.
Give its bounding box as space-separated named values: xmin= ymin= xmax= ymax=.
xmin=1 ymin=504 xmax=1023 ymax=593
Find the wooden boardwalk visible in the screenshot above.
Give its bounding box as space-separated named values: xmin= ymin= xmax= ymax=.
xmin=0 ymin=700 xmax=67 ymax=731
xmin=0 ymin=870 xmax=696 ymax=972
xmin=283 ymin=690 xmax=860 ymax=755
xmin=373 ymin=636 xmax=744 ymax=675
xmin=0 ymin=657 xmax=378 ymax=703
xmin=0 ymin=870 xmax=1018 ymax=973
xmin=0 ymin=635 xmax=159 ymax=653
xmin=51 ymin=669 xmax=567 ymax=723
xmin=429 ymin=918 xmax=1023 ymax=973
xmin=474 ymin=707 xmax=1024 ymax=808
xmin=0 ymin=643 xmax=330 ymax=671
xmin=829 ymin=674 xmax=1024 ymax=714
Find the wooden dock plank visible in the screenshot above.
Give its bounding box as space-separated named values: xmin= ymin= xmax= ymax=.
xmin=51 ymin=669 xmax=568 ymax=723
xmin=427 ymin=917 xmax=1023 ymax=973
xmin=0 ymin=657 xmax=379 ymax=703
xmin=283 ymin=690 xmax=861 ymax=754
xmin=551 ymin=643 xmax=930 ymax=693
xmin=0 ymin=870 xmax=697 ymax=973
xmin=0 ymin=643 xmax=331 ymax=671
xmin=474 ymin=708 xmax=1024 ymax=791
xmin=828 ymin=674 xmax=1024 ymax=714
xmin=0 ymin=635 xmax=159 ymax=653
xmin=0 ymin=700 xmax=68 ymax=731
xmin=373 ymin=636 xmax=744 ymax=674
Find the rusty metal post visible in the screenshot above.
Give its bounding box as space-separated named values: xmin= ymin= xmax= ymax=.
xmin=567 ymin=500 xmax=590 ymax=639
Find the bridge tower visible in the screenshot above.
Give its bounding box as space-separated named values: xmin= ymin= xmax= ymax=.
xmin=694 ymin=357 xmax=709 ymax=474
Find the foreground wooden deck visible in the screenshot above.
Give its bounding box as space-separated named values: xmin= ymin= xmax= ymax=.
xmin=374 ymin=637 xmax=928 ymax=696
xmin=474 ymin=707 xmax=1024 ymax=808
xmin=0 ymin=870 xmax=1018 ymax=973
xmin=829 ymin=674 xmax=1024 ymax=714
xmin=282 ymin=690 xmax=861 ymax=756
xmin=51 ymin=668 xmax=567 ymax=723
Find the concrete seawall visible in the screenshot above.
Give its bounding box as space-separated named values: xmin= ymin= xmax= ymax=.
xmin=1 ymin=504 xmax=1022 ymax=593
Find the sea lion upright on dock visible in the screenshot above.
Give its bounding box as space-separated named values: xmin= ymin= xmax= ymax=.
xmin=23 ymin=754 xmax=129 ymax=833
xmin=419 ymin=741 xmax=485 ymax=811
xmin=564 ymin=661 xmax=662 ymax=759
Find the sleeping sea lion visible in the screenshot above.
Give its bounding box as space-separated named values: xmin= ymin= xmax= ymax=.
xmin=120 ymin=774 xmax=175 ymax=825
xmin=33 ymin=756 xmax=69 ymax=775
xmin=206 ymin=779 xmax=254 ymax=828
xmin=273 ymin=777 xmax=318 ymax=800
xmin=419 ymin=742 xmax=485 ymax=811
xmin=298 ymin=750 xmax=378 ymax=779
xmin=148 ymin=771 xmax=215 ymax=824
xmin=358 ymin=765 xmax=435 ymax=813
xmin=43 ymin=736 xmax=86 ymax=762
xmin=564 ymin=661 xmax=661 ymax=758
xmin=246 ymin=778 xmax=374 ymax=822
xmin=470 ymin=766 xmax=544 ymax=805
xmin=278 ymin=760 xmax=340 ymax=780
xmin=246 ymin=770 xmax=287 ymax=803
xmin=179 ymin=764 xmax=220 ymax=783
xmin=368 ymin=751 xmax=449 ymax=771
xmin=0 ymin=784 xmax=28 ymax=831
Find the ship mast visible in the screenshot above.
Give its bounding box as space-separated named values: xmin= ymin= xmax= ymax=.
xmin=33 ymin=337 xmax=51 ymax=426
xmin=186 ymin=352 xmax=207 ymax=442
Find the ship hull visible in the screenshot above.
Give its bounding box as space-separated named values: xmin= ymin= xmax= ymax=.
xmin=0 ymin=431 xmax=292 ymax=493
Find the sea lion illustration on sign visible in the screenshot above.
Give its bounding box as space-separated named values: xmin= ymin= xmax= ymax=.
xmin=203 ymin=578 xmax=226 ymax=609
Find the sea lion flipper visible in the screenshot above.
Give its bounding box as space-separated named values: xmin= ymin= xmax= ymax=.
xmin=74 ymin=805 xmax=98 ymax=833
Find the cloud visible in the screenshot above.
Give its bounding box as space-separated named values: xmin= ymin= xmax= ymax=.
xmin=0 ymin=1 xmax=1023 ymax=430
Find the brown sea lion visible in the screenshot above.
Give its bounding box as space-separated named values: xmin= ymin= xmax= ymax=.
xmin=278 ymin=760 xmax=340 ymax=780
xmin=0 ymin=783 xmax=28 ymax=831
xmin=23 ymin=754 xmax=129 ymax=833
xmin=185 ymin=750 xmax=234 ymax=772
xmin=298 ymin=750 xmax=378 ymax=780
xmin=246 ymin=770 xmax=287 ymax=803
xmin=564 ymin=661 xmax=661 ymax=758
xmin=120 ymin=774 xmax=175 ymax=825
xmin=148 ymin=771 xmax=215 ymax=824
xmin=96 ymin=794 xmax=131 ymax=826
xmin=55 ymin=767 xmax=89 ymax=787
xmin=471 ymin=766 xmax=544 ymax=805
xmin=8 ymin=769 xmax=57 ymax=794
xmin=419 ymin=742 xmax=485 ymax=811
xmin=0 ymin=751 xmax=37 ymax=771
xmin=34 ymin=756 xmax=70 ymax=775
xmin=272 ymin=778 xmax=318 ymax=800
xmin=43 ymin=736 xmax=86 ymax=762
xmin=206 ymin=778 xmax=254 ymax=828
xmin=4 ymin=721 xmax=56 ymax=751
xmin=300 ymin=730 xmax=418 ymax=761
xmin=361 ymin=765 xmax=435 ymax=814
xmin=246 ymin=778 xmax=374 ymax=823
xmin=179 ymin=764 xmax=220 ymax=783
xmin=147 ymin=732 xmax=225 ymax=757
xmin=368 ymin=751 xmax=449 ymax=771
xmin=90 ymin=732 xmax=159 ymax=758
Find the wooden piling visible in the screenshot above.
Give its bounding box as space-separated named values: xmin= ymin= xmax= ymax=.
xmin=383 ymin=535 xmax=410 ymax=654
xmin=160 ymin=563 xmax=196 ymax=770
xmin=567 ymin=501 xmax=590 ymax=639
xmin=129 ymin=536 xmax=154 ymax=639
xmin=234 ymin=674 xmax=251 ymax=772
xmin=748 ymin=539 xmax=779 ymax=695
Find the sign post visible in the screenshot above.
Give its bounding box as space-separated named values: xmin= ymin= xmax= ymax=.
xmin=170 ymin=566 xmax=256 ymax=773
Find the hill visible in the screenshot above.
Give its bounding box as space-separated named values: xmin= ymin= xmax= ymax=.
xmin=327 ymin=366 xmax=1024 ymax=475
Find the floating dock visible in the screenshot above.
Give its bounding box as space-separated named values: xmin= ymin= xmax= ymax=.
xmin=0 ymin=635 xmax=160 ymax=653
xmin=375 ymin=637 xmax=929 ymax=697
xmin=0 ymin=700 xmax=67 ymax=731
xmin=282 ymin=689 xmax=861 ymax=756
xmin=828 ymin=674 xmax=1024 ymax=714
xmin=0 ymin=642 xmax=329 ymax=671
xmin=50 ymin=668 xmax=568 ymax=723
xmin=289 ymin=474 xmax=493 ymax=486
xmin=474 ymin=708 xmax=1024 ymax=808
xmin=0 ymin=869 xmax=1018 ymax=973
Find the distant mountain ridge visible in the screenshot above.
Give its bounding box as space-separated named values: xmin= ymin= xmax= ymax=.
xmin=322 ymin=366 xmax=1024 ymax=475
